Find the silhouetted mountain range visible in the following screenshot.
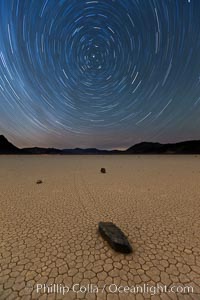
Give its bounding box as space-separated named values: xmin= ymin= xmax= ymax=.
xmin=1 ymin=134 xmax=200 ymax=154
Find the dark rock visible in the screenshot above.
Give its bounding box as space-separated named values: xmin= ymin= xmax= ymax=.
xmin=100 ymin=168 xmax=106 ymax=173
xmin=36 ymin=180 xmax=43 ymax=184
xmin=98 ymin=222 xmax=132 ymax=254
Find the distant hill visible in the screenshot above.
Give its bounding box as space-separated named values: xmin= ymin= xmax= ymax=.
xmin=24 ymin=147 xmax=63 ymax=155
xmin=126 ymin=142 xmax=164 ymax=154
xmin=1 ymin=134 xmax=200 ymax=154
xmin=126 ymin=141 xmax=200 ymax=154
xmin=62 ymin=148 xmax=120 ymax=155
xmin=0 ymin=135 xmax=21 ymax=154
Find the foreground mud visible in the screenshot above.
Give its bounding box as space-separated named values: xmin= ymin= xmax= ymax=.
xmin=0 ymin=155 xmax=199 ymax=299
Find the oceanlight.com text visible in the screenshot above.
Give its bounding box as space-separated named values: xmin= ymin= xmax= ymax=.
xmin=34 ymin=283 xmax=194 ymax=296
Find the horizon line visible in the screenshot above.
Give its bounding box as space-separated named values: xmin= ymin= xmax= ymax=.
xmin=1 ymin=134 xmax=200 ymax=152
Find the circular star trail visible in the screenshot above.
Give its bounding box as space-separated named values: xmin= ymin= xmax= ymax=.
xmin=0 ymin=0 xmax=200 ymax=149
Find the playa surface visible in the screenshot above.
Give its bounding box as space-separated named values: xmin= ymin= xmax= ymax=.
xmin=0 ymin=155 xmax=200 ymax=300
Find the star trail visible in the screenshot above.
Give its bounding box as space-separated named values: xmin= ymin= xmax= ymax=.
xmin=0 ymin=0 xmax=200 ymax=149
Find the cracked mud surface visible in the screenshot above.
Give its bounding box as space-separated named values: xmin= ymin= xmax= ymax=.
xmin=0 ymin=155 xmax=200 ymax=299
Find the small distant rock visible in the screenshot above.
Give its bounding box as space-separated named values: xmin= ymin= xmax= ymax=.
xmin=184 ymin=248 xmax=192 ymax=254
xmin=36 ymin=180 xmax=43 ymax=184
xmin=100 ymin=168 xmax=106 ymax=174
xmin=98 ymin=222 xmax=132 ymax=254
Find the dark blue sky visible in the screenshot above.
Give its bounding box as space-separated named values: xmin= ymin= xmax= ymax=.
xmin=0 ymin=0 xmax=200 ymax=149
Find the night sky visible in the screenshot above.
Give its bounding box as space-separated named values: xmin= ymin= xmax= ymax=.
xmin=0 ymin=0 xmax=200 ymax=150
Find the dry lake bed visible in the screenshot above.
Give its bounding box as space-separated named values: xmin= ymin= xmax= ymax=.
xmin=0 ymin=155 xmax=200 ymax=300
